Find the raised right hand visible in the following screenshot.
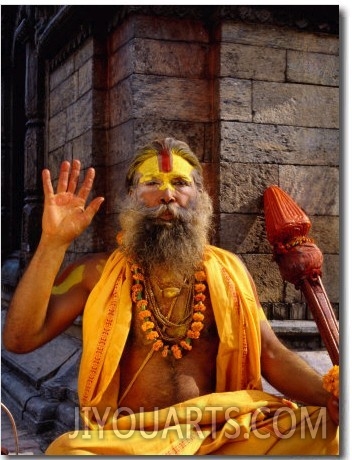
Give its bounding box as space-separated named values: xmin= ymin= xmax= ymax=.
xmin=41 ymin=159 xmax=104 ymax=247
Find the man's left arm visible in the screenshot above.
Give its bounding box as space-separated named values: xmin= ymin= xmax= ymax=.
xmin=260 ymin=319 xmax=339 ymax=425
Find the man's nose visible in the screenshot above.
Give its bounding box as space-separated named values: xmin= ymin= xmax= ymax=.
xmin=160 ymin=187 xmax=176 ymax=204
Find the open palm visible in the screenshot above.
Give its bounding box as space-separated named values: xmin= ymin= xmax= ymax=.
xmin=42 ymin=160 xmax=104 ymax=246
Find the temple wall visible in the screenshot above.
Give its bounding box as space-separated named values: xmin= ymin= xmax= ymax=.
xmin=46 ymin=9 xmax=339 ymax=319
xmin=2 ymin=5 xmax=339 ymax=320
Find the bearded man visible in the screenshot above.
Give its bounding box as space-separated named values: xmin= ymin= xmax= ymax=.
xmin=3 ymin=138 xmax=338 ymax=455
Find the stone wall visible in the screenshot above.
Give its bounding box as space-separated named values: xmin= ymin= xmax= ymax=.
xmin=215 ymin=21 xmax=339 ymax=320
xmin=45 ymin=7 xmax=339 ymax=319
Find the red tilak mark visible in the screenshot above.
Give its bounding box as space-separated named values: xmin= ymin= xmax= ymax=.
xmin=158 ymin=148 xmax=172 ymax=172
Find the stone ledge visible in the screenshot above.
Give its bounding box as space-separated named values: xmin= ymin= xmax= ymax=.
xmin=269 ymin=319 xmax=336 ymax=351
xmin=270 ymin=319 xmax=320 ymax=335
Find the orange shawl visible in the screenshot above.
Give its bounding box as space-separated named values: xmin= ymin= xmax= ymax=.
xmin=78 ymin=245 xmax=262 ymax=428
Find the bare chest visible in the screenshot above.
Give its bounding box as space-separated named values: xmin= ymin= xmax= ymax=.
xmin=118 ymin=287 xmax=219 ymax=413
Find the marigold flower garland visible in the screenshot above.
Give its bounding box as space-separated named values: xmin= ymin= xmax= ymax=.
xmin=131 ymin=263 xmax=207 ymax=359
xmin=322 ymin=365 xmax=339 ymax=399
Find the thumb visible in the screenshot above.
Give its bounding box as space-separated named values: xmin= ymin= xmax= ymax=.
xmin=85 ymin=197 xmax=105 ymax=220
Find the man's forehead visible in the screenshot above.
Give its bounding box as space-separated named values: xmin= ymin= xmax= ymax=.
xmin=158 ymin=147 xmax=173 ymax=172
xmin=137 ymin=152 xmax=194 ymax=179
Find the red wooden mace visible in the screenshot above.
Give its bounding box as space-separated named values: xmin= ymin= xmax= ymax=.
xmin=264 ymin=185 xmax=339 ymax=365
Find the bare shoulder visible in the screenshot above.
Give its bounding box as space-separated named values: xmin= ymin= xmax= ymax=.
xmin=54 ymin=251 xmax=111 ymax=294
xmin=76 ymin=251 xmax=111 ymax=290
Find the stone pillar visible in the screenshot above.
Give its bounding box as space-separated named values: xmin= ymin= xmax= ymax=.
xmin=19 ymin=12 xmax=45 ymax=270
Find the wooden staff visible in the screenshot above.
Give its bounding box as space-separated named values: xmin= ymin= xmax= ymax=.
xmin=263 ymin=185 xmax=339 ymax=365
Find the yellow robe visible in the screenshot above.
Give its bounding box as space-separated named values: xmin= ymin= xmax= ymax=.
xmin=46 ymin=245 xmax=338 ymax=455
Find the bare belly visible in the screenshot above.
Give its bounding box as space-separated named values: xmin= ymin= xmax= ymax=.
xmin=118 ymin=308 xmax=219 ymax=413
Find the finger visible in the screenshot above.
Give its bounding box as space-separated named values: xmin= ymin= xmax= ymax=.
xmin=84 ymin=197 xmax=105 ymax=221
xmin=57 ymin=161 xmax=71 ymax=194
xmin=67 ymin=159 xmax=81 ymax=194
xmin=77 ymin=167 xmax=96 ymax=202
xmin=42 ymin=169 xmax=54 ymax=197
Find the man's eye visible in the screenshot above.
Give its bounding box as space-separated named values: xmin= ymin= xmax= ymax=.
xmin=172 ymin=179 xmax=190 ymax=187
xmin=145 ymin=181 xmax=161 ymax=187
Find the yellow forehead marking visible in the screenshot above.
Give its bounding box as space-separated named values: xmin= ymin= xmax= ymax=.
xmin=137 ymin=155 xmax=194 ymax=190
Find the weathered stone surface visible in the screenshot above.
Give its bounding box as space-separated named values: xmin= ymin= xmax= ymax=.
xmin=48 ymin=110 xmax=67 ymax=152
xmin=23 ymin=396 xmax=58 ymax=432
xmin=130 ymin=14 xmax=209 ymax=43
xmin=108 ymin=122 xmax=135 ymax=165
xmin=220 ymin=22 xmax=339 ymax=55
xmin=220 ymin=122 xmax=339 ymax=166
xmin=66 ymin=91 xmax=93 ymax=141
xmin=108 ymin=118 xmax=207 ymax=167
xmin=109 ymin=14 xmax=209 ymax=53
xmin=285 ymin=280 xmax=308 ymax=303
xmin=42 ymin=353 xmax=80 ymax=404
xmin=23 ymin=124 xmax=45 ymax=190
xmin=93 ymin=55 xmax=108 ymax=90
xmin=219 ymin=78 xmax=252 ymax=121
xmin=253 ymin=82 xmax=339 ymax=128
xmin=50 ymin=57 xmax=74 ymax=91
xmin=105 ymin=160 xmax=131 ymax=215
xmin=279 ymin=165 xmax=339 ymax=215
xmin=109 ymin=42 xmax=135 ymax=86
xmin=132 ymin=75 xmax=211 ymax=122
xmin=289 ymin=302 xmax=308 ymax=320
xmin=219 ymin=163 xmax=278 ymax=213
xmin=109 ymin=15 xmax=135 ymax=52
xmin=309 ymin=216 xmax=339 ymax=253
xmin=272 ymin=303 xmax=290 ymax=320
xmin=242 ymin=254 xmax=284 ymax=303
xmin=218 ymin=213 xmax=272 ymax=254
xmin=287 ymin=50 xmax=339 ymax=86
xmin=73 ymin=37 xmax=95 ymax=70
xmin=220 ymin=43 xmax=286 ymax=81
xmin=1 ymin=331 xmax=81 ymax=388
xmin=1 ymin=364 xmax=40 ymax=412
xmin=110 ymin=79 xmax=133 ymax=126
xmin=92 ymin=89 xmax=109 ymax=130
xmin=133 ymin=119 xmax=206 ymax=159
xmin=71 ymin=129 xmax=109 ymax=167
xmin=133 ymin=39 xmax=208 ymax=78
xmin=320 ymin=254 xmax=339 ymax=303
xmin=77 ymin=59 xmax=93 ymax=98
xmin=50 ymin=72 xmax=78 ymax=118
xmin=202 ymin=162 xmax=219 ymax=207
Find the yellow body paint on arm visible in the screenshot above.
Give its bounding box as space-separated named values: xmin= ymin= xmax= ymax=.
xmin=52 ymin=265 xmax=85 ymax=295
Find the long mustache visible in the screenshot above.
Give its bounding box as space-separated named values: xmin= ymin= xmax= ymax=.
xmin=126 ymin=200 xmax=195 ymax=223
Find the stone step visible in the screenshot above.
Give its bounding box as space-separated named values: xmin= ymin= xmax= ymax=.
xmin=270 ymin=319 xmax=332 ymax=350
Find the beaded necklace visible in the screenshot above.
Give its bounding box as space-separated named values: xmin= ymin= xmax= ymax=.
xmin=144 ymin=277 xmax=194 ymax=342
xmin=130 ymin=263 xmax=207 ymax=359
